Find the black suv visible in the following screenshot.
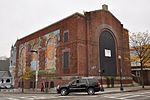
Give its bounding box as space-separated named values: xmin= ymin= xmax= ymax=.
xmin=56 ymin=77 xmax=100 ymax=96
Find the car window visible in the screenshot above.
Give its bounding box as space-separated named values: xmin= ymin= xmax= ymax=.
xmin=88 ymin=78 xmax=98 ymax=84
xmin=76 ymin=80 xmax=79 ymax=83
xmin=69 ymin=80 xmax=76 ymax=85
xmin=79 ymin=79 xmax=87 ymax=84
xmin=69 ymin=79 xmax=79 ymax=85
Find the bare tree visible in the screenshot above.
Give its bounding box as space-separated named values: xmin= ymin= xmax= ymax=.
xmin=130 ymin=32 xmax=150 ymax=88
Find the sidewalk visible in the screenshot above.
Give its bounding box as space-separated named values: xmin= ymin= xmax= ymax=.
xmin=97 ymin=86 xmax=150 ymax=94
xmin=0 ymin=85 xmax=150 ymax=94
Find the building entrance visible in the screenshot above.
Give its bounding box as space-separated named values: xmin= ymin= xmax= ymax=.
xmin=99 ymin=31 xmax=117 ymax=76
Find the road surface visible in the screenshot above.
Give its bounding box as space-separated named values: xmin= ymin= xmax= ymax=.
xmin=0 ymin=89 xmax=150 ymax=100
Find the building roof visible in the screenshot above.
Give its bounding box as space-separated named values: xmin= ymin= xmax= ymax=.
xmin=0 ymin=71 xmax=11 ymax=78
xmin=0 ymin=58 xmax=9 ymax=71
xmin=16 ymin=12 xmax=85 ymax=45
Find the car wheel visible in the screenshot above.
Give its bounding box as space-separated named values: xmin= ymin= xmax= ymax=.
xmin=87 ymin=88 xmax=95 ymax=95
xmin=60 ymin=88 xmax=68 ymax=96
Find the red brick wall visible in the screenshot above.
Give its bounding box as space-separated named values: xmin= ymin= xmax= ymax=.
xmin=56 ymin=14 xmax=80 ymax=75
xmin=83 ymin=10 xmax=131 ymax=77
xmin=76 ymin=15 xmax=87 ymax=76
xmin=122 ymin=29 xmax=131 ymax=77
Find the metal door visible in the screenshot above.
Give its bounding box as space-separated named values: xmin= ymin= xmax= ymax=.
xmin=99 ymin=31 xmax=117 ymax=76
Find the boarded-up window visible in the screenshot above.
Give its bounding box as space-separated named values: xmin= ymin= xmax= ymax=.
xmin=64 ymin=52 xmax=69 ymax=69
xmin=64 ymin=32 xmax=68 ymax=42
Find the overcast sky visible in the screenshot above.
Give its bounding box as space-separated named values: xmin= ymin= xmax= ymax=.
xmin=0 ymin=0 xmax=150 ymax=57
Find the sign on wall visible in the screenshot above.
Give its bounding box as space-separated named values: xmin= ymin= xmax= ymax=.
xmin=105 ymin=49 xmax=111 ymax=57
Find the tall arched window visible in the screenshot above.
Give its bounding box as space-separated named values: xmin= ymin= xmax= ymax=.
xmin=99 ymin=31 xmax=117 ymax=76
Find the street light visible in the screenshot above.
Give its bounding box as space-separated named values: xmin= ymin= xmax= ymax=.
xmin=30 ymin=49 xmax=38 ymax=92
xmin=98 ymin=69 xmax=104 ymax=91
xmin=118 ymin=55 xmax=124 ymax=91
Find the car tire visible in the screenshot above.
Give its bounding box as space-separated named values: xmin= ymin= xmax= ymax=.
xmin=60 ymin=88 xmax=68 ymax=96
xmin=87 ymin=88 xmax=95 ymax=95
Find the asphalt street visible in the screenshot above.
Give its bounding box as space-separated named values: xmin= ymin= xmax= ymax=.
xmin=0 ymin=90 xmax=150 ymax=100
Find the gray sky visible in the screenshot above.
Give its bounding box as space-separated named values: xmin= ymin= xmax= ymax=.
xmin=0 ymin=0 xmax=150 ymax=57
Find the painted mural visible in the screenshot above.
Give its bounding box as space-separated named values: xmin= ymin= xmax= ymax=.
xmin=44 ymin=30 xmax=60 ymax=73
xmin=18 ymin=44 xmax=27 ymax=76
xmin=45 ymin=30 xmax=59 ymax=71
xmin=18 ymin=29 xmax=60 ymax=74
xmin=30 ymin=43 xmax=39 ymax=71
xmin=30 ymin=51 xmax=39 ymax=71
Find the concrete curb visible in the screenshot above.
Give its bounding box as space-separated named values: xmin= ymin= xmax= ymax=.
xmin=0 ymin=86 xmax=150 ymax=95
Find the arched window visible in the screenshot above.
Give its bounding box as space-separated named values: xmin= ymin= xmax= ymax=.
xmin=6 ymin=79 xmax=10 ymax=83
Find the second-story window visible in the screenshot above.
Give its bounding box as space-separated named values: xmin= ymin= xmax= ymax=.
xmin=63 ymin=51 xmax=69 ymax=69
xmin=64 ymin=31 xmax=69 ymax=42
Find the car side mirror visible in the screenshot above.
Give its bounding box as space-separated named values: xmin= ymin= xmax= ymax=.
xmin=70 ymin=82 xmax=76 ymax=86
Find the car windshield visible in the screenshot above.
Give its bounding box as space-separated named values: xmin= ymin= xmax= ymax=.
xmin=68 ymin=80 xmax=76 ymax=85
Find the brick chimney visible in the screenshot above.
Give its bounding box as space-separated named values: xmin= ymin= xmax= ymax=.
xmin=102 ymin=4 xmax=108 ymax=11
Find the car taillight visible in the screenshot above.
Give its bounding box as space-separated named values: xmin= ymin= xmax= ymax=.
xmin=98 ymin=80 xmax=100 ymax=88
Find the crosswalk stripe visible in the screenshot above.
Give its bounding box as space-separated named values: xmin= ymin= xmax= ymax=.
xmin=103 ymin=93 xmax=133 ymax=99
xmin=20 ymin=97 xmax=26 ymax=98
xmin=103 ymin=91 xmax=150 ymax=100
xmin=119 ymin=95 xmax=141 ymax=99
xmin=7 ymin=98 xmax=20 ymax=100
xmin=18 ymin=96 xmax=61 ymax=99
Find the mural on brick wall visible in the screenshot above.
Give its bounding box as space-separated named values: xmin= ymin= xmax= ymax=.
xmin=18 ymin=44 xmax=27 ymax=76
xmin=45 ymin=29 xmax=60 ymax=73
xmin=18 ymin=29 xmax=60 ymax=74
xmin=30 ymin=43 xmax=39 ymax=71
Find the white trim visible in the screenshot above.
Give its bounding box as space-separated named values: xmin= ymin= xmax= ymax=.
xmin=132 ymin=68 xmax=150 ymax=71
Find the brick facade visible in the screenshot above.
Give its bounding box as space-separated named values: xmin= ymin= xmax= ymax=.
xmin=14 ymin=5 xmax=132 ymax=89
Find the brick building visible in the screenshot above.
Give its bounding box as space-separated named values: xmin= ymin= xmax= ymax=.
xmin=14 ymin=5 xmax=132 ymax=89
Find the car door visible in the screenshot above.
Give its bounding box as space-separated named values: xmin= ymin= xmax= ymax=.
xmin=69 ymin=79 xmax=80 ymax=92
xmin=78 ymin=79 xmax=88 ymax=92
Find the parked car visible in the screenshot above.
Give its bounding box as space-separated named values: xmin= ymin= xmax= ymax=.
xmin=56 ymin=77 xmax=100 ymax=96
